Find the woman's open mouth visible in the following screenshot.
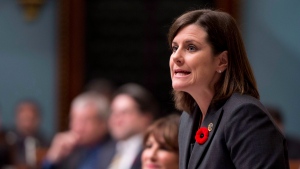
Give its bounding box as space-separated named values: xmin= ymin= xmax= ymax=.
xmin=174 ymin=69 xmax=191 ymax=77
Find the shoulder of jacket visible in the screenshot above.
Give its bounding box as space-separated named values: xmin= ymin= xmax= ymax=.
xmin=223 ymin=93 xmax=265 ymax=113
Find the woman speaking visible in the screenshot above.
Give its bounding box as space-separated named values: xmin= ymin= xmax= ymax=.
xmin=168 ymin=9 xmax=289 ymax=169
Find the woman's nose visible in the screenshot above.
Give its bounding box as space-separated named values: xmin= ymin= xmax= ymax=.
xmin=172 ymin=49 xmax=183 ymax=65
xmin=148 ymin=148 xmax=158 ymax=161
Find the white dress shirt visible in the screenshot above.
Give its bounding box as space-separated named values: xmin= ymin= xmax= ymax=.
xmin=109 ymin=134 xmax=143 ymax=169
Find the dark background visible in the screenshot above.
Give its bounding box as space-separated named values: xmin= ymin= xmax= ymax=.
xmin=85 ymin=0 xmax=214 ymax=116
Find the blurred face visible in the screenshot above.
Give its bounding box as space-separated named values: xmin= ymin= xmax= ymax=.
xmin=70 ymin=103 xmax=106 ymax=146
xmin=142 ymin=135 xmax=179 ymax=169
xmin=16 ymin=103 xmax=40 ymax=136
xmin=170 ymin=24 xmax=221 ymax=94
xmin=109 ymin=94 xmax=151 ymax=140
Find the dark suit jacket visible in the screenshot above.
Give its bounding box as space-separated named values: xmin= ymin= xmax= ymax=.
xmin=0 ymin=129 xmax=13 ymax=167
xmin=130 ymin=150 xmax=142 ymax=169
xmin=286 ymin=135 xmax=300 ymax=159
xmin=42 ymin=135 xmax=115 ymax=169
xmin=10 ymin=129 xmax=49 ymax=165
xmin=179 ymin=93 xmax=289 ymax=169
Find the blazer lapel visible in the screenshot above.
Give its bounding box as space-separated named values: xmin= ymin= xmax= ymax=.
xmin=179 ymin=108 xmax=200 ymax=169
xmin=188 ymin=106 xmax=224 ymax=169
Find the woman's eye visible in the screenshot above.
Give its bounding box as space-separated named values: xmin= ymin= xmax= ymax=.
xmin=187 ymin=45 xmax=197 ymax=51
xmin=159 ymin=145 xmax=171 ymax=151
xmin=172 ymin=46 xmax=178 ymax=53
xmin=144 ymin=143 xmax=152 ymax=149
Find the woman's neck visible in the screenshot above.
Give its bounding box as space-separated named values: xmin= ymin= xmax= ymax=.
xmin=190 ymin=89 xmax=214 ymax=121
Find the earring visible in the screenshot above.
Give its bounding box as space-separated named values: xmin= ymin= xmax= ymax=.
xmin=218 ymin=70 xmax=222 ymax=73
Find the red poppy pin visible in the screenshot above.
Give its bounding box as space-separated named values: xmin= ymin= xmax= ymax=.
xmin=195 ymin=127 xmax=209 ymax=145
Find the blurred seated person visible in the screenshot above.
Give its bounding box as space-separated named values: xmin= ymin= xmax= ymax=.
xmin=142 ymin=114 xmax=180 ymax=169
xmin=8 ymin=99 xmax=48 ymax=166
xmin=42 ymin=92 xmax=115 ymax=169
xmin=267 ymin=106 xmax=300 ymax=160
xmin=108 ymin=83 xmax=159 ymax=169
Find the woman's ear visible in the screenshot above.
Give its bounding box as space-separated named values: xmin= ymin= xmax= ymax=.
xmin=217 ymin=51 xmax=228 ymax=72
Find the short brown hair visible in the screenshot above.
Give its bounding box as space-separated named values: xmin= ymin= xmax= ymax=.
xmin=114 ymin=83 xmax=159 ymax=119
xmin=168 ymin=9 xmax=259 ymax=113
xmin=143 ymin=114 xmax=180 ymax=152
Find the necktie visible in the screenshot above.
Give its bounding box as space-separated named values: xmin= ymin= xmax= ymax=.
xmin=108 ymin=151 xmax=121 ymax=169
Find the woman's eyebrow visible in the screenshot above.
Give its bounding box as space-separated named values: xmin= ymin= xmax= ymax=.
xmin=172 ymin=41 xmax=178 ymax=45
xmin=184 ymin=40 xmax=202 ymax=45
xmin=172 ymin=39 xmax=203 ymax=46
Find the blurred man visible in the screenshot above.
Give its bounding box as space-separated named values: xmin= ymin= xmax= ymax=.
xmin=15 ymin=100 xmax=42 ymax=138
xmin=108 ymin=83 xmax=159 ymax=169
xmin=9 ymin=99 xmax=47 ymax=166
xmin=43 ymin=92 xmax=115 ymax=169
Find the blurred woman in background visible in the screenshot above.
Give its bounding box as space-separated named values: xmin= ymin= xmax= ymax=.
xmin=142 ymin=114 xmax=179 ymax=169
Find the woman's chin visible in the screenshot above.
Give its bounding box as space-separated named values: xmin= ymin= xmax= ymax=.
xmin=172 ymin=83 xmax=188 ymax=92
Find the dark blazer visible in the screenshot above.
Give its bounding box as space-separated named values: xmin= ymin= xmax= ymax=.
xmin=0 ymin=129 xmax=13 ymax=167
xmin=179 ymin=93 xmax=289 ymax=169
xmin=42 ymin=135 xmax=115 ymax=169
xmin=286 ymin=135 xmax=300 ymax=159
xmin=130 ymin=150 xmax=142 ymax=169
xmin=10 ymin=129 xmax=49 ymax=165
